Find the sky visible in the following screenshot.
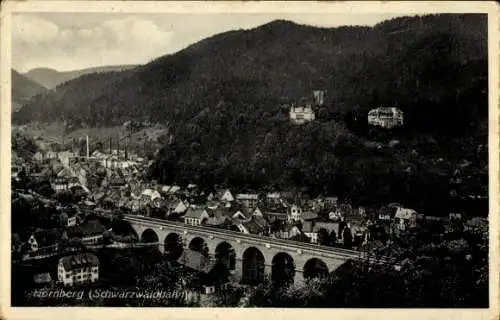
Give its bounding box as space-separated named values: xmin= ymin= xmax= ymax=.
xmin=12 ymin=12 xmax=410 ymax=73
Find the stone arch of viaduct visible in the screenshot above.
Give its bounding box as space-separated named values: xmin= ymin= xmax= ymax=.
xmin=127 ymin=219 xmax=361 ymax=285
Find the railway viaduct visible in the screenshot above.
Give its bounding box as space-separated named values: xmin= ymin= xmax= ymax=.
xmin=123 ymin=215 xmax=392 ymax=285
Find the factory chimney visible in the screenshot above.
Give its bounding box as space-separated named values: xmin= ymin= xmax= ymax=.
xmin=86 ymin=135 xmax=90 ymax=158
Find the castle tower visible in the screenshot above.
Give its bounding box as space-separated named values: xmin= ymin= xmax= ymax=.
xmin=313 ymin=90 xmax=326 ymax=106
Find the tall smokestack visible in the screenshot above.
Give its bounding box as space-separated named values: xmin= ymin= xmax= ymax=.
xmin=109 ymin=137 xmax=112 ymax=154
xmin=86 ymin=135 xmax=90 ymax=158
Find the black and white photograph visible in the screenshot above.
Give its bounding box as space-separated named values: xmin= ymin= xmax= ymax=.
xmin=1 ymin=0 xmax=499 ymax=316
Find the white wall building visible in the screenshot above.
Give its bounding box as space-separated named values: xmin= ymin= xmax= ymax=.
xmin=58 ymin=253 xmax=99 ymax=287
xmin=288 ymin=204 xmax=303 ymax=222
xmin=368 ymin=107 xmax=404 ymax=129
xmin=290 ymin=105 xmax=316 ymax=124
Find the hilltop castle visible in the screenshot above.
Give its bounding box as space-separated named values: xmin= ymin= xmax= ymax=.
xmin=289 ymin=90 xmax=325 ymax=125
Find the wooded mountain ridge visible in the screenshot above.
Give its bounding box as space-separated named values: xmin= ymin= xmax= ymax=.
xmin=13 ymin=14 xmax=487 ymax=132
xmin=13 ymin=14 xmax=489 ymax=215
xmin=11 ymin=70 xmax=48 ymax=111
xmin=21 ymin=65 xmax=139 ymax=90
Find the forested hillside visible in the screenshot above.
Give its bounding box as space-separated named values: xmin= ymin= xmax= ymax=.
xmin=14 ymin=14 xmax=487 ymax=131
xmin=13 ymin=14 xmax=489 ymax=215
xmin=11 ymin=70 xmax=48 ymax=111
xmin=22 ymin=65 xmax=139 ymax=89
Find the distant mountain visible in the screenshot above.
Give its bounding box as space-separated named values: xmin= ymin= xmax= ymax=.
xmin=23 ymin=65 xmax=139 ymax=89
xmin=11 ymin=70 xmax=48 ymax=111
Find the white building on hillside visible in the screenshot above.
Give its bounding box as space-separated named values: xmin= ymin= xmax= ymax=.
xmin=368 ymin=107 xmax=404 ymax=129
xmin=290 ymin=104 xmax=315 ymax=124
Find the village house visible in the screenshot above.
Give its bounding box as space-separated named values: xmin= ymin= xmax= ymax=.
xmin=215 ymin=189 xmax=234 ymax=202
xmin=51 ymin=177 xmax=70 ymax=192
xmin=184 ymin=207 xmax=210 ymax=226
xmin=189 ymin=193 xmax=209 ymax=206
xmin=166 ymin=199 xmax=188 ymax=217
xmin=279 ymin=225 xmax=302 ymax=240
xmin=328 ymin=209 xmax=343 ymax=221
xmin=314 ymin=221 xmax=341 ymax=242
xmin=106 ymin=170 xmax=127 ymax=190
xmin=323 ymin=196 xmax=339 ymax=208
xmin=160 ymin=185 xmax=173 ymax=196
xmin=449 ymin=213 xmax=463 ymax=221
xmin=129 ymin=182 xmax=143 ymax=200
xmin=58 ymin=151 xmax=76 ymax=166
xmin=205 ymin=208 xmax=230 ymax=226
xmin=33 ymin=151 xmax=45 ymax=162
xmin=68 ymin=219 xmax=106 ymax=245
xmin=378 ymin=206 xmax=393 ymax=221
xmin=70 ymin=162 xmax=90 ymax=189
xmin=235 ymin=193 xmax=259 ymax=208
xmin=128 ymin=198 xmax=145 ymax=213
xmin=237 ymin=220 xmax=260 ymax=235
xmin=51 ymin=167 xmax=80 ymax=192
xmin=252 ymin=215 xmax=270 ymax=234
xmin=177 ymin=249 xmax=230 ymax=294
xmin=393 ymin=207 xmax=418 ymax=231
xmin=213 ymin=205 xmax=250 ymax=223
xmin=206 ymin=200 xmax=220 ymax=210
xmin=161 ymin=185 xmax=182 ymax=196
xmin=424 ymin=215 xmax=448 ymax=223
xmin=141 ymin=188 xmax=162 ymax=205
xmin=350 ymin=223 xmax=369 ymax=245
xmin=26 ymin=229 xmax=62 ymax=256
xmin=368 ymin=107 xmax=404 ymax=129
xmin=206 ymin=192 xmax=215 ymax=201
xmin=266 ymin=192 xmax=282 ymax=204
xmin=464 ymin=217 xmax=488 ymax=235
xmin=91 ymin=150 xmax=108 ymax=159
xmin=302 ymin=220 xmax=318 ymax=244
xmin=58 ymin=252 xmax=100 ymax=287
xmin=301 ymin=210 xmax=318 ymax=221
xmin=11 ymin=164 xmax=21 ymax=181
xmin=263 ymin=205 xmax=289 ymax=223
xmin=59 ymin=208 xmax=79 ymax=228
xmin=288 ymin=204 xmax=303 ymax=222
xmin=33 ymin=272 xmax=52 ymax=286
xmin=101 ymin=155 xmax=138 ymax=170
xmin=252 ymin=207 xmax=263 ymax=217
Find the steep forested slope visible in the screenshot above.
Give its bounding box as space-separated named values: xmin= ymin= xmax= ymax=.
xmin=13 ymin=14 xmax=489 ymax=215
xmin=11 ymin=70 xmax=48 ymax=111
xmin=14 ymin=14 xmax=487 ymax=133
xmin=23 ymin=65 xmax=139 ymax=89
